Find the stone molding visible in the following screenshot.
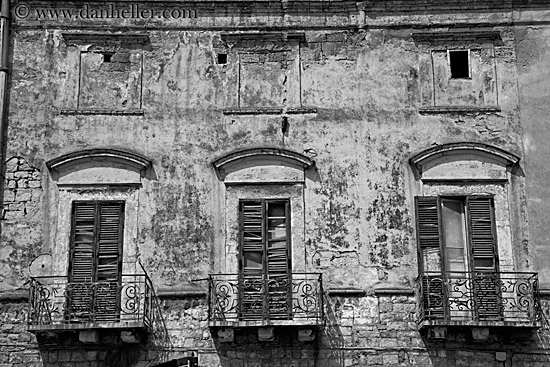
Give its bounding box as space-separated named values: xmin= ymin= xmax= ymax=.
xmin=409 ymin=142 xmax=520 ymax=174
xmin=222 ymin=107 xmax=317 ymax=115
xmin=213 ymin=147 xmax=315 ymax=173
xmin=62 ymin=32 xmax=150 ymax=46
xmin=60 ymin=109 xmax=144 ymax=116
xmin=411 ymin=30 xmax=503 ymax=45
xmin=418 ymin=106 xmax=501 ymax=114
xmin=46 ymin=148 xmax=152 ymax=172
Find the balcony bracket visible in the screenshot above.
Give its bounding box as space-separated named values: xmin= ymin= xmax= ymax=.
xmin=471 ymin=327 xmax=490 ymax=341
xmin=217 ymin=328 xmax=234 ymax=343
xmin=258 ymin=327 xmax=275 ymax=342
xmin=79 ymin=330 xmax=99 ymax=344
xmin=298 ymin=328 xmax=316 ymax=342
xmin=427 ymin=326 xmax=447 ymax=340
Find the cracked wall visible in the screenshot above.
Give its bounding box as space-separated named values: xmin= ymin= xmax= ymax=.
xmin=4 ymin=24 xmax=528 ymax=293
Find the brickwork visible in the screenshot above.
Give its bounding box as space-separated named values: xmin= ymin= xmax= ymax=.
xmin=2 ymin=296 xmax=550 ymax=366
xmin=3 ymin=157 xmax=41 ymax=221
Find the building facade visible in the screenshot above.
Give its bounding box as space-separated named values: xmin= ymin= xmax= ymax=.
xmin=1 ymin=0 xmax=550 ymax=366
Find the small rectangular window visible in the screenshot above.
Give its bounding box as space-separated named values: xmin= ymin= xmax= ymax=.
xmin=102 ymin=52 xmax=113 ymax=63
xmin=448 ymin=49 xmax=470 ymax=79
xmin=217 ymin=53 xmax=227 ymax=65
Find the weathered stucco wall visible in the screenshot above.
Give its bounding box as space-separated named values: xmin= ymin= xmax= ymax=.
xmin=4 ymin=26 xmax=528 ymax=292
xmin=515 ymin=13 xmax=550 ymax=288
xmin=1 ymin=1 xmax=547 ymax=366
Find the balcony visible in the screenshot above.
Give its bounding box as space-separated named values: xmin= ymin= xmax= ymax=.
xmin=28 ymin=274 xmax=163 ymax=332
xmin=208 ymin=273 xmax=324 ymax=327
xmin=418 ymin=271 xmax=542 ymax=329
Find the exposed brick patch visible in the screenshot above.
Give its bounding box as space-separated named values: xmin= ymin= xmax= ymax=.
xmin=3 ymin=157 xmax=42 ymax=221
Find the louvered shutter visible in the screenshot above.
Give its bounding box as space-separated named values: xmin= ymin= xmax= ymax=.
xmin=68 ymin=202 xmax=97 ymax=319
xmin=95 ymin=202 xmax=124 ymax=321
xmin=467 ymin=196 xmax=501 ymax=320
xmin=240 ymin=201 xmax=265 ymax=320
xmin=68 ymin=201 xmax=124 ymax=323
xmin=266 ymin=201 xmax=291 ymax=319
xmin=467 ymin=197 xmax=498 ymax=272
xmin=415 ymin=196 xmax=444 ymax=321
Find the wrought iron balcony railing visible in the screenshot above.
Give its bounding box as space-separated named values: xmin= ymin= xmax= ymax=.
xmin=208 ymin=273 xmax=324 ymax=327
xmin=28 ymin=274 xmax=164 ymax=332
xmin=418 ymin=271 xmax=542 ymax=328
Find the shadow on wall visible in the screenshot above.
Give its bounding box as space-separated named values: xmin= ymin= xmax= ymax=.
xmin=419 ymin=327 xmax=548 ymax=367
xmin=37 ymin=339 xmax=151 ymax=367
xmin=212 ymin=327 xmax=320 ymax=367
xmin=320 ymin=294 xmax=344 ymax=367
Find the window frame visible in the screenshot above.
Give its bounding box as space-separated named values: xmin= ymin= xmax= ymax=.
xmin=416 ymin=194 xmax=499 ymax=275
xmin=238 ymin=198 xmax=292 ymax=276
xmin=448 ymin=49 xmax=472 ymax=79
xmin=416 ymin=194 xmax=503 ymax=321
xmin=68 ymin=200 xmax=125 ymax=283
xmin=238 ymin=198 xmax=293 ymax=320
xmin=66 ymin=200 xmax=126 ymax=322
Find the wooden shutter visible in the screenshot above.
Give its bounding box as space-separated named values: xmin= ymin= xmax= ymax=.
xmin=467 ymin=196 xmax=498 ymax=272
xmin=466 ymin=196 xmax=500 ymax=320
xmin=239 ymin=201 xmax=265 ymax=320
xmin=96 ymin=202 xmax=124 ymax=321
xmin=265 ymin=201 xmax=291 ymax=319
xmin=266 ymin=201 xmax=290 ymax=276
xmin=69 ymin=201 xmax=124 ymax=322
xmin=241 ymin=201 xmax=264 ymax=274
xmin=70 ymin=202 xmax=97 ymax=283
xmin=97 ymin=203 xmax=124 ymax=281
xmin=415 ymin=196 xmax=444 ymax=320
xmin=68 ymin=202 xmax=97 ymax=318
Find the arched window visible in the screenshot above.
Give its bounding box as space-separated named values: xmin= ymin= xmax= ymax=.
xmin=39 ymin=149 xmax=152 ymax=326
xmin=410 ymin=142 xmax=520 ymax=277
xmin=410 ymin=143 xmax=538 ymax=328
xmin=210 ymin=148 xmax=322 ymax=327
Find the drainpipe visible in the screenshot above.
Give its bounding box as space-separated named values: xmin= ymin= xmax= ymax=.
xmin=0 ymin=0 xmax=9 ymax=231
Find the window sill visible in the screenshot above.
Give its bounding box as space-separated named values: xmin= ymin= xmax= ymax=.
xmin=29 ymin=321 xmax=148 ymax=332
xmin=222 ymin=107 xmax=317 ymax=115
xmin=156 ymin=288 xmax=207 ymax=299
xmin=60 ymin=109 xmax=144 ymax=116
xmin=326 ymin=288 xmax=365 ymax=296
xmin=209 ymin=319 xmax=323 ymax=328
xmin=418 ymin=319 xmax=543 ymax=330
xmin=418 ymin=106 xmax=501 ymax=114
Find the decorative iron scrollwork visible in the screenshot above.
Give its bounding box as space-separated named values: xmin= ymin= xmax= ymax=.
xmin=208 ymin=273 xmax=323 ymax=324
xmin=418 ymin=271 xmax=541 ymax=325
xmin=28 ymin=274 xmax=161 ymax=331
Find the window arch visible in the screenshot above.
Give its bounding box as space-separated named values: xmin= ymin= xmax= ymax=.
xmin=210 ymin=147 xmax=321 ymax=324
xmin=410 ymin=143 xmax=532 ymax=325
xmin=410 ymin=142 xmax=521 ymax=273
xmin=46 ymin=148 xmax=152 ymax=278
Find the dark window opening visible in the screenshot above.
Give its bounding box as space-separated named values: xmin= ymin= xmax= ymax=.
xmin=217 ymin=53 xmax=227 ymax=65
xmin=103 ymin=53 xmax=113 ymax=63
xmin=449 ymin=50 xmax=470 ymax=79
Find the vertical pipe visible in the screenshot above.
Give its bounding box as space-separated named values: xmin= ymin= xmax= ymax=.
xmin=0 ymin=0 xmax=9 ymax=229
